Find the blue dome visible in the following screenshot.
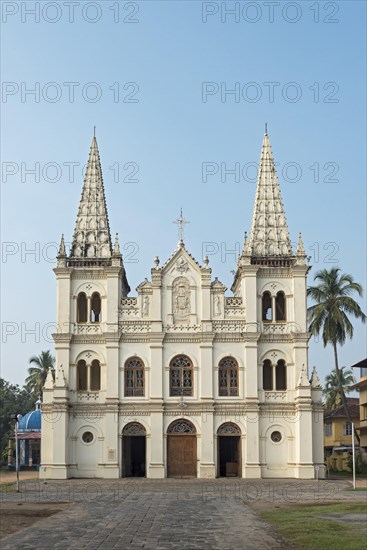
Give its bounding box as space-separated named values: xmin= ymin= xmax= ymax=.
xmin=18 ymin=409 xmax=41 ymax=432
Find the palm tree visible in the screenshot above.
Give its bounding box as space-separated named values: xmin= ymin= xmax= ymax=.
xmin=25 ymin=351 xmax=55 ymax=397
xmin=324 ymin=367 xmax=355 ymax=410
xmin=307 ymin=267 xmax=366 ymax=444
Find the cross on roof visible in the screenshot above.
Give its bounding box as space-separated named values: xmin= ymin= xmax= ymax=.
xmin=173 ymin=208 xmax=190 ymax=243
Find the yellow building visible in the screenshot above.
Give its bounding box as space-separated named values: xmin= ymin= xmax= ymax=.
xmin=324 ymin=397 xmax=359 ymax=471
xmin=351 ymin=358 xmax=367 ymax=451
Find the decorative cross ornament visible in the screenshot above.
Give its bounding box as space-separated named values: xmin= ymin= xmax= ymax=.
xmin=173 ymin=208 xmax=189 ymax=243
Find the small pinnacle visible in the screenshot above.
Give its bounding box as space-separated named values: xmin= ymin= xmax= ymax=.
xmin=58 ymin=234 xmax=66 ymax=256
xmin=113 ymin=233 xmax=120 ymax=256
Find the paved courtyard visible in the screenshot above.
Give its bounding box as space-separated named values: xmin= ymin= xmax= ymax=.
xmin=1 ymin=478 xmax=364 ymax=549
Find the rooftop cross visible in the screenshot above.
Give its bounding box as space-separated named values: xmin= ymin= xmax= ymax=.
xmin=173 ymin=208 xmax=190 ymax=244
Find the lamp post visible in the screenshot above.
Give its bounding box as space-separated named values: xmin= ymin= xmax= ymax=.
xmin=11 ymin=413 xmax=22 ymax=492
xmin=352 ymin=422 xmax=356 ymax=490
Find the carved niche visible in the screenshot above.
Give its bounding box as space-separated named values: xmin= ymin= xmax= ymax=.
xmin=172 ymin=276 xmax=191 ymax=323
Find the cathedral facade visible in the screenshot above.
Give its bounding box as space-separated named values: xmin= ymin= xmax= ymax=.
xmin=41 ymin=132 xmax=324 ymax=479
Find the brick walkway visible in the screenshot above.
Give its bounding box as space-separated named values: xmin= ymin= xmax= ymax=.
xmin=1 ymin=478 xmax=364 ymax=549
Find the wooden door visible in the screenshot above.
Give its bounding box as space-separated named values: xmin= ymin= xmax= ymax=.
xmin=167 ymin=436 xmax=196 ymax=478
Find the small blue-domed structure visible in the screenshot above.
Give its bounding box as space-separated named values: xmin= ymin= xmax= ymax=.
xmin=8 ymin=397 xmax=42 ymax=470
xmin=18 ymin=407 xmax=42 ymax=432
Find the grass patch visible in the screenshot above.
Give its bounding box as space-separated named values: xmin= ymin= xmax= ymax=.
xmin=345 ymin=487 xmax=367 ymax=492
xmin=329 ymin=471 xmax=367 ymax=479
xmin=0 ymin=483 xmax=15 ymax=493
xmin=261 ymin=503 xmax=367 ymax=550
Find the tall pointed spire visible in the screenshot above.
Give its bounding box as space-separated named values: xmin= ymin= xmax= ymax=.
xmin=248 ymin=131 xmax=293 ymax=259
xmin=69 ymin=135 xmax=112 ymax=263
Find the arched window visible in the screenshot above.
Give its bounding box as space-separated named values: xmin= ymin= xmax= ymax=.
xmin=262 ymin=292 xmax=272 ymax=321
xmin=125 ymin=357 xmax=145 ymax=397
xmin=167 ymin=419 xmax=196 ymax=434
xmin=77 ymin=293 xmax=87 ymax=323
xmin=91 ymin=292 xmax=101 ymax=323
xmin=276 ymin=360 xmax=287 ymax=390
xmin=275 ymin=291 xmax=286 ymax=321
xmin=170 ymin=355 xmax=193 ymax=397
xmin=219 ymin=357 xmax=239 ymax=396
xmin=77 ymin=360 xmax=87 ymax=390
xmin=90 ymin=359 xmax=101 ymax=391
xmin=263 ymin=359 xmax=273 ymax=390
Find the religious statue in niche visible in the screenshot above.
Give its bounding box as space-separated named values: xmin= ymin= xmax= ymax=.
xmin=143 ymin=295 xmax=150 ymax=317
xmin=214 ymin=295 xmax=221 ymax=316
xmin=172 ymin=277 xmax=191 ymax=322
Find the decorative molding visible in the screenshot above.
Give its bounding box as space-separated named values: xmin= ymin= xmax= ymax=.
xmin=264 ymin=391 xmax=287 ymax=401
xmin=73 ymin=323 xmax=104 ymax=335
xmin=212 ymin=320 xmax=247 ymax=332
xmin=225 ymin=297 xmax=243 ymax=307
xmin=121 ymin=298 xmax=138 ymax=307
xmin=163 ymin=324 xmax=201 ymax=332
xmin=119 ymin=321 xmax=152 ymax=333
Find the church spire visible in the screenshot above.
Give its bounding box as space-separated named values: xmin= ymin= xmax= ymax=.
xmin=69 ymin=135 xmax=112 ymax=263
xmin=248 ymin=131 xmax=293 ymax=258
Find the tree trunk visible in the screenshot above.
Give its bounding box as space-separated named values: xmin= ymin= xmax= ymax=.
xmin=333 ymin=342 xmax=360 ymax=445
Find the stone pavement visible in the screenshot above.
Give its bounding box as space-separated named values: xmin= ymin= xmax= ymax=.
xmin=1 ymin=478 xmax=365 ymax=549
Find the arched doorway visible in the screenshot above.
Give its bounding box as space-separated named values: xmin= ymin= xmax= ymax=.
xmin=167 ymin=419 xmax=197 ymax=478
xmin=122 ymin=422 xmax=146 ymax=477
xmin=217 ymin=423 xmax=241 ymax=477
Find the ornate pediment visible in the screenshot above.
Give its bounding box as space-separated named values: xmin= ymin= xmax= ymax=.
xmin=211 ymin=277 xmax=227 ymax=292
xmin=160 ymin=241 xmax=203 ymax=276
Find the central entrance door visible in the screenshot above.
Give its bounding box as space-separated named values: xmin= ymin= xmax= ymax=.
xmin=217 ymin=422 xmax=241 ymax=477
xmin=122 ymin=422 xmax=146 ymax=477
xmin=167 ymin=419 xmax=197 ymax=478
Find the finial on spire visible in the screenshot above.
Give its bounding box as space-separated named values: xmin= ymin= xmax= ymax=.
xmin=265 ymin=122 xmax=268 ymax=135
xmin=296 ymin=232 xmax=305 ymax=255
xmin=56 ymin=234 xmax=67 ymax=267
xmin=173 ymin=208 xmax=190 ymax=244
xmin=58 ymin=234 xmax=66 ymax=256
xmin=242 ymin=230 xmax=251 ymax=258
xmin=44 ymin=367 xmax=54 ymax=390
xmin=113 ymin=233 xmax=120 ymax=255
xmin=297 ymin=363 xmax=310 ymax=387
xmin=310 ymin=366 xmax=321 ymax=388
xmin=94 ymin=125 xmax=96 ymax=138
xmin=295 ymin=232 xmax=307 ymax=265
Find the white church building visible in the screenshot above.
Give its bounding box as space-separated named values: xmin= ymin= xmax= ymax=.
xmin=41 ymin=131 xmax=324 ymax=479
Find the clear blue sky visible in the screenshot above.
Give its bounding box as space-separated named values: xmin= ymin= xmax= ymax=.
xmin=1 ymin=1 xmax=366 ymax=388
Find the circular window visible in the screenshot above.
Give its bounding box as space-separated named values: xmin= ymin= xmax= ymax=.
xmin=82 ymin=431 xmax=94 ymax=444
xmin=271 ymin=431 xmax=282 ymax=443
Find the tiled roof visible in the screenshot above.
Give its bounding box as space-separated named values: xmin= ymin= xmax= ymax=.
xmin=324 ymin=397 xmax=360 ymax=420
